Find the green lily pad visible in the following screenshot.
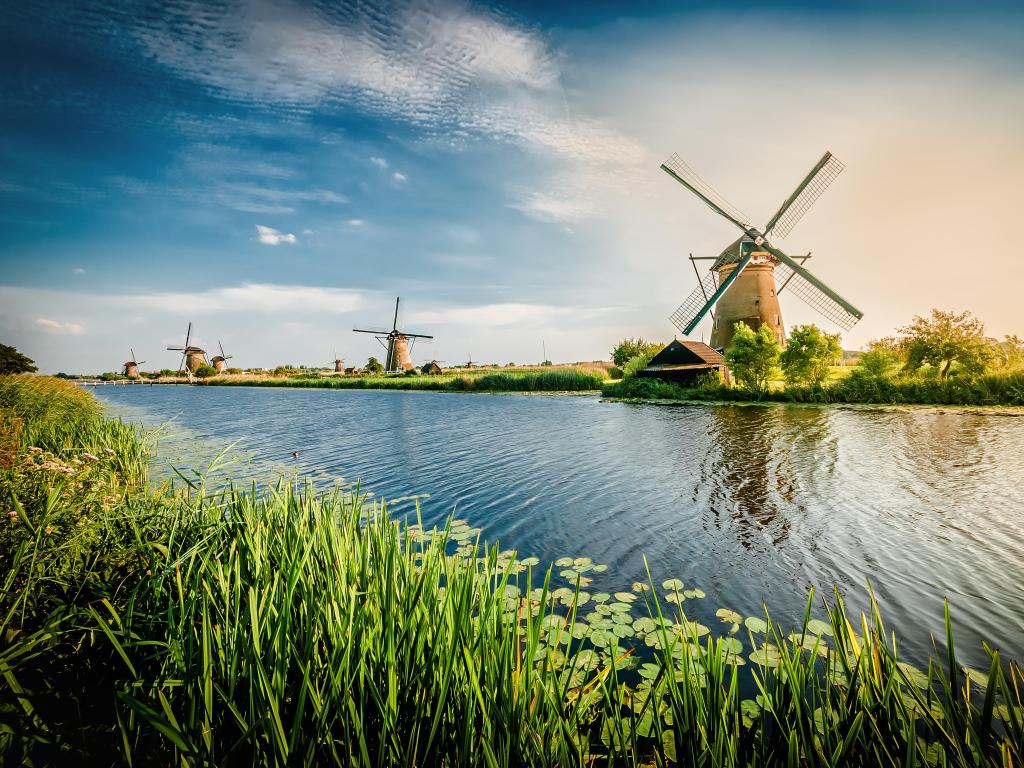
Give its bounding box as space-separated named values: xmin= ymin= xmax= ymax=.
xmin=632 ymin=581 xmax=651 ymax=593
xmin=573 ymin=556 xmax=593 ymax=567
xmin=744 ymin=616 xmax=768 ymax=634
xmin=716 ymin=608 xmax=742 ymax=624
xmin=719 ymin=637 xmax=743 ymax=655
xmin=897 ymin=662 xmax=930 ymax=690
xmin=520 ymin=556 xmax=540 ymax=567
xmin=662 ymin=579 xmax=684 ymax=591
xmin=683 ymin=588 xmax=706 ymax=599
xmin=573 ymin=649 xmax=600 ymax=671
xmin=749 ymin=644 xmax=782 ymax=668
xmin=592 ymin=592 xmax=610 ymax=603
xmin=633 ymin=617 xmax=657 ymax=634
xmin=806 ymin=619 xmax=833 ymax=637
xmin=555 ymin=557 xmax=573 ymax=567
xmin=638 ymin=663 xmax=661 ymax=680
xmin=614 ymin=592 xmax=637 ymax=602
xmin=592 ymin=564 xmax=608 ymax=573
xmin=665 ymin=592 xmax=684 ymax=604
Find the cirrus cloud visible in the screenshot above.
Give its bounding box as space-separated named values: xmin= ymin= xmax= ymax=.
xmin=36 ymin=317 xmax=84 ymax=335
xmin=255 ymin=224 xmax=297 ymax=245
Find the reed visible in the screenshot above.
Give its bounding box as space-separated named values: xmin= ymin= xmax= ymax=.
xmin=2 ymin=377 xmax=1022 ymax=766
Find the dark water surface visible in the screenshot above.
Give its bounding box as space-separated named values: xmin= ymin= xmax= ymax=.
xmin=93 ymin=385 xmax=1024 ymax=667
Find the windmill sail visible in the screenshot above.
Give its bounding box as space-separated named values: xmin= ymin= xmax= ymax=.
xmin=771 ymin=258 xmax=861 ymax=330
xmin=670 ymin=270 xmax=719 ymax=335
xmin=764 ymin=152 xmax=845 ymax=240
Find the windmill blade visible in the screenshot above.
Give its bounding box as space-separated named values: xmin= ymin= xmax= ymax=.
xmin=671 ymin=253 xmax=754 ymax=335
xmin=400 ymin=333 xmax=433 ymax=339
xmin=184 ymin=322 xmax=192 ymax=350
xmin=138 ymin=360 xmax=146 ymax=365
xmin=767 ymin=245 xmax=862 ymax=330
xmin=219 ymin=340 xmax=226 ymax=358
xmin=130 ymin=347 xmax=137 ymax=362
xmin=392 ymin=297 xmax=401 ymax=332
xmin=763 ymin=152 xmax=844 ymax=240
xmin=661 ymin=153 xmax=753 ymax=233
xmin=353 ymin=328 xmax=392 ymax=335
xmin=166 ymin=346 xmax=185 ymax=351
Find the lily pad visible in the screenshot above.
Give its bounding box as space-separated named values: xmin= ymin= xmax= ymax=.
xmin=614 ymin=592 xmax=637 ymax=603
xmin=719 ymin=637 xmax=743 ymax=655
xmin=744 ymin=616 xmax=768 ymax=634
xmin=749 ymin=644 xmax=782 ymax=668
xmin=715 ymin=608 xmax=742 ymax=625
xmin=632 ymin=582 xmax=651 ymax=593
xmin=520 ymin=556 xmax=540 ymax=567
xmin=633 ymin=617 xmax=657 ymax=634
xmin=683 ymin=588 xmax=706 ymax=599
xmin=555 ymin=557 xmax=573 ymax=567
xmin=662 ymin=579 xmax=684 ymax=591
xmin=806 ymin=619 xmax=833 ymax=637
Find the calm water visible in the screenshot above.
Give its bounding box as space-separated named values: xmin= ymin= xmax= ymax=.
xmin=93 ymin=385 xmax=1024 ymax=667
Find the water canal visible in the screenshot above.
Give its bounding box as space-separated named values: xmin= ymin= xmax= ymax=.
xmin=93 ymin=385 xmax=1024 ymax=668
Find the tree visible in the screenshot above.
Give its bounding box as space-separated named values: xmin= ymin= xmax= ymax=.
xmin=725 ymin=322 xmax=780 ymax=396
xmin=611 ymin=338 xmax=662 ymax=367
xmin=856 ymin=337 xmax=904 ymax=379
xmin=779 ymin=324 xmax=841 ymax=386
xmin=0 ymin=343 xmax=37 ymax=374
xmin=899 ymin=309 xmax=990 ymax=378
xmin=365 ymin=356 xmax=383 ymax=375
xmin=194 ymin=364 xmax=217 ymax=378
xmin=991 ymin=335 xmax=1024 ymax=372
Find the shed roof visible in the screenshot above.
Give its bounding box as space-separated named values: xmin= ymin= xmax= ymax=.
xmin=647 ymin=340 xmax=726 ymax=368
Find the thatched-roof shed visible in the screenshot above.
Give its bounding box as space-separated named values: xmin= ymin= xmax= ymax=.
xmin=638 ymin=340 xmax=729 ymax=386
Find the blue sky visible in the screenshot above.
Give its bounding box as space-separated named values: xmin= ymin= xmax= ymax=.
xmin=2 ymin=1 xmax=1022 ymax=373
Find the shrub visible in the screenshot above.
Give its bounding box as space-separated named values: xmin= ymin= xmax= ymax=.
xmin=725 ymin=323 xmax=780 ymax=397
xmin=611 ymin=338 xmax=663 ymax=367
xmin=193 ymin=364 xmax=217 ymax=378
xmin=779 ymin=324 xmax=840 ymax=386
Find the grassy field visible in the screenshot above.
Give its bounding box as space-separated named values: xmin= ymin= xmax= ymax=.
xmin=2 ymin=375 xmax=1022 ymax=766
xmin=605 ymin=370 xmax=1024 ymax=407
xmin=196 ymin=366 xmax=610 ymax=393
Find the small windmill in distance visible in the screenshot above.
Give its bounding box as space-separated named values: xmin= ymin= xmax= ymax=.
xmin=166 ymin=322 xmax=208 ymax=379
xmin=353 ymin=297 xmax=433 ymax=372
xmin=660 ymin=149 xmax=862 ymax=351
xmin=121 ymin=348 xmax=145 ymax=379
xmin=329 ymin=349 xmax=345 ymax=374
xmin=211 ymin=341 xmax=234 ymax=374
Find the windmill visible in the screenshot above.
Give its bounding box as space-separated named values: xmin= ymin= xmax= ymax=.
xmin=328 ymin=349 xmax=345 ymax=374
xmin=166 ymin=322 xmax=208 ymax=378
xmin=353 ymin=297 xmax=433 ymax=372
xmin=121 ymin=348 xmax=145 ymax=379
xmin=661 ymin=150 xmax=862 ymax=351
xmin=210 ymin=341 xmax=234 ymax=374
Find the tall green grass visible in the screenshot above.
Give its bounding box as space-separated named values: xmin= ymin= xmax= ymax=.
xmin=198 ymin=367 xmax=608 ymax=393
xmin=2 ymin=376 xmax=1022 ymax=766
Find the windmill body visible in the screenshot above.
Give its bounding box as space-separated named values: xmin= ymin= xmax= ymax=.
xmin=167 ymin=323 xmax=208 ymax=376
xmin=707 ymin=238 xmax=786 ymax=350
xmin=662 ymin=150 xmax=862 ymax=352
xmin=353 ymin=297 xmax=433 ymax=373
xmin=121 ymin=347 xmax=145 ymax=378
xmin=210 ymin=341 xmax=233 ymax=374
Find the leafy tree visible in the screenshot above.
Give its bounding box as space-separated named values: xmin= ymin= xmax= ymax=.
xmin=611 ymin=338 xmax=662 ymax=367
xmin=991 ymin=335 xmax=1024 ymax=372
xmin=856 ymin=337 xmax=904 ymax=379
xmin=622 ymin=348 xmax=661 ymax=379
xmin=779 ymin=324 xmax=841 ymax=386
xmin=194 ymin=364 xmax=217 ymax=378
xmin=0 ymin=343 xmax=37 ymax=374
xmin=899 ymin=309 xmax=990 ymax=378
xmin=725 ymin=322 xmax=780 ymax=396
xmin=365 ymin=357 xmax=383 ymax=375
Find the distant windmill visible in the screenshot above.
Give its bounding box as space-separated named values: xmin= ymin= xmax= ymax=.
xmin=353 ymin=297 xmax=433 ymax=372
xmin=660 ymin=150 xmax=863 ymax=351
xmin=210 ymin=341 xmax=234 ymax=374
xmin=121 ymin=348 xmax=145 ymax=379
xmin=328 ymin=349 xmax=345 ymax=373
xmin=166 ymin=322 xmax=208 ymax=378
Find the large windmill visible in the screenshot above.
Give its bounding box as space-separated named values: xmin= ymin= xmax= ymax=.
xmin=121 ymin=348 xmax=145 ymax=379
xmin=210 ymin=341 xmax=234 ymax=374
xmin=353 ymin=297 xmax=433 ymax=372
xmin=166 ymin=322 xmax=208 ymax=377
xmin=661 ymin=150 xmax=862 ymax=351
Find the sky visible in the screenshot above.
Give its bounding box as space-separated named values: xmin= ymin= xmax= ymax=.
xmin=2 ymin=0 xmax=1022 ymax=373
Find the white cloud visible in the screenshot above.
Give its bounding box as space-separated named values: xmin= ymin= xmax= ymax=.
xmin=255 ymin=224 xmax=297 ymax=245
xmin=369 ymin=156 xmax=388 ymax=169
xmin=36 ymin=318 xmax=84 ymax=335
xmin=410 ymin=303 xmax=573 ymax=328
xmin=508 ymin=192 xmax=597 ymax=223
xmin=346 ymin=218 xmax=365 ymax=226
xmin=392 ymin=172 xmax=407 ymax=183
xmin=127 ymin=283 xmax=366 ymax=315
xmin=72 ymin=267 xmax=86 ymax=275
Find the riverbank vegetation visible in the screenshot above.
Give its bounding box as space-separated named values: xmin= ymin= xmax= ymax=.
xmin=196 ymin=366 xmax=609 ymax=393
xmin=2 ymin=375 xmax=1023 ymax=765
xmin=608 ymin=310 xmax=1024 ymax=406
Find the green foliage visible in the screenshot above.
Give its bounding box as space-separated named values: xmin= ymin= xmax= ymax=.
xmin=225 ymin=367 xmax=242 ymax=375
xmin=779 ymin=324 xmax=840 ymax=386
xmin=0 ymin=343 xmax=37 ymax=374
xmin=193 ymin=364 xmax=217 ymax=378
xmin=365 ymin=356 xmax=383 ymax=374
xmin=857 ymin=337 xmax=905 ymax=380
xmin=991 ymin=335 xmax=1024 ymax=372
xmin=724 ymin=322 xmax=780 ymax=397
xmin=610 ymin=338 xmax=662 ymax=367
xmin=900 ymin=308 xmax=991 ymax=379
xmin=2 ymin=382 xmax=1023 ymax=765
xmin=621 ymin=350 xmax=657 ymax=379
